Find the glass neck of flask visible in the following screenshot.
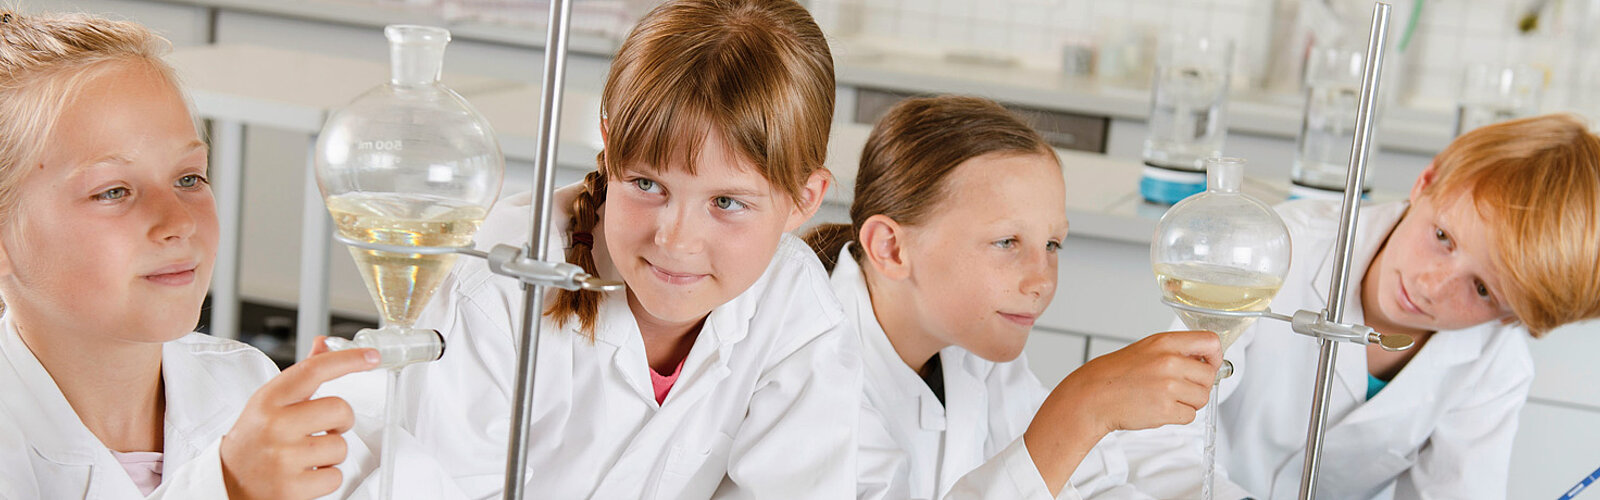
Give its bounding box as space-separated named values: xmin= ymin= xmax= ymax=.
xmin=1205 ymin=157 xmax=1245 ymax=193
xmin=386 ymin=25 xmax=450 ymax=88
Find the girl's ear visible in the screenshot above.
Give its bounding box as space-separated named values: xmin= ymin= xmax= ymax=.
xmin=783 ymin=169 xmax=832 ymax=232
xmin=0 ymin=233 xmax=14 ymax=278
xmin=858 ymin=214 xmax=912 ymax=281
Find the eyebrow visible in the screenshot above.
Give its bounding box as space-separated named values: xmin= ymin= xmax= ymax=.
xmin=78 ymin=141 xmax=209 ymax=168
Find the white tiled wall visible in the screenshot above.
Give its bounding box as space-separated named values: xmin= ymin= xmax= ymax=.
xmin=810 ymin=0 xmax=1600 ymax=113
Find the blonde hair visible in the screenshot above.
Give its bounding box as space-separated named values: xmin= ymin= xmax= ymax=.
xmin=547 ymin=0 xmax=835 ymax=336
xmin=1425 ymin=114 xmax=1600 ymax=337
xmin=0 ymin=10 xmax=179 ymax=223
xmin=802 ymin=96 xmax=1057 ymax=272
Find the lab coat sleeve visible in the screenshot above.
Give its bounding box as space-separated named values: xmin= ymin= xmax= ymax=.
xmin=945 ymin=435 xmax=1079 ymax=500
xmin=1113 ymin=417 xmax=1253 ymax=500
xmin=145 ymin=439 xmax=228 ymax=499
xmin=1392 ymin=352 xmax=1533 ymax=500
xmin=714 ymin=324 xmax=862 ymax=499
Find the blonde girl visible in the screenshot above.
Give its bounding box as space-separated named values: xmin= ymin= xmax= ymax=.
xmin=0 ymin=11 xmax=376 ymax=499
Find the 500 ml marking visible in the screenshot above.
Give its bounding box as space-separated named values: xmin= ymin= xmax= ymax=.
xmin=359 ymin=140 xmax=405 ymax=151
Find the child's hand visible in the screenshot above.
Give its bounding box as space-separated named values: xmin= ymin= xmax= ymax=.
xmin=1024 ymin=330 xmax=1221 ymax=494
xmin=220 ymin=337 xmax=379 ymax=500
xmin=1054 ymin=330 xmax=1222 ymax=433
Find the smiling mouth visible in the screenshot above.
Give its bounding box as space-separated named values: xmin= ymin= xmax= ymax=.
xmin=647 ymin=262 xmax=708 ymax=285
xmin=144 ymin=268 xmax=197 ymax=286
xmin=999 ymin=312 xmax=1037 ymax=327
xmin=1396 ymin=274 xmax=1428 ymax=317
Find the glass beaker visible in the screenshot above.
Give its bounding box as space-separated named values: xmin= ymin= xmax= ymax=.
xmin=1455 ymin=63 xmax=1544 ymax=136
xmin=1292 ymin=45 xmax=1369 ymax=198
xmin=1151 ymin=157 xmax=1289 ymax=500
xmin=1141 ymin=34 xmax=1235 ymax=205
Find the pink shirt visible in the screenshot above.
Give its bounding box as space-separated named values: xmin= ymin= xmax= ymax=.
xmin=650 ymin=358 xmax=687 ymax=405
xmin=111 ymin=450 xmax=163 ymax=495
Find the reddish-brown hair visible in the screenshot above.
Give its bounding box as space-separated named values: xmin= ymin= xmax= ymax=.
xmin=803 ymin=95 xmax=1058 ymax=272
xmin=1423 ymin=114 xmax=1600 ymax=337
xmin=548 ymin=0 xmax=835 ymax=336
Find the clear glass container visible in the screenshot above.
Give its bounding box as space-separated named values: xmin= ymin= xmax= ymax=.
xmin=1150 ymin=157 xmax=1290 ymax=500
xmin=1292 ymin=45 xmax=1368 ymax=196
xmin=1455 ymin=63 xmax=1543 ymax=136
xmin=1151 ymin=157 xmax=1290 ymax=353
xmin=315 ymin=25 xmax=504 ymax=330
xmin=314 ymin=24 xmax=504 ymax=500
xmin=1140 ymin=34 xmax=1234 ymax=205
xmin=1142 ymin=33 xmax=1234 ymax=172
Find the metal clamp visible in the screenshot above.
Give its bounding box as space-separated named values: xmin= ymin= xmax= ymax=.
xmin=332 ymin=233 xmax=624 ymax=292
xmin=482 ymin=244 xmax=624 ymax=292
xmin=1289 ymin=309 xmax=1414 ymax=351
xmin=1160 ymin=298 xmax=1414 ymax=352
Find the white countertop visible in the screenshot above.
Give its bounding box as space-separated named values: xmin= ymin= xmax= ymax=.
xmin=139 ymin=0 xmax=1458 ymax=156
xmin=167 ymin=44 xmax=521 ymax=131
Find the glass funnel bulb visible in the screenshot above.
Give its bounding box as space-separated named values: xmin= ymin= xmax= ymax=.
xmin=315 ymin=25 xmax=504 ymax=328
xmin=1150 ymin=157 xmax=1290 ymax=352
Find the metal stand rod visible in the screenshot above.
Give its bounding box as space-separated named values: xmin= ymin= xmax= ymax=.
xmin=1299 ymin=4 xmax=1391 ymax=499
xmin=297 ymin=136 xmax=332 ymax=361
xmin=209 ymin=120 xmax=245 ymax=340
xmin=503 ymin=0 xmax=574 ymax=497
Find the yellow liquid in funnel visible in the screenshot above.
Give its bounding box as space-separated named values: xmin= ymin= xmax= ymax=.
xmin=327 ymin=193 xmax=485 ymax=327
xmin=1154 ymin=261 xmax=1283 ymax=351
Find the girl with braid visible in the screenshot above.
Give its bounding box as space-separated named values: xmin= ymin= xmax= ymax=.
xmin=342 ymin=0 xmax=860 ymax=497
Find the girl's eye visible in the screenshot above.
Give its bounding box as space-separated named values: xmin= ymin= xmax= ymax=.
xmin=1046 ymin=240 xmax=1063 ymax=253
xmin=712 ymin=196 xmax=747 ymax=211
xmin=95 ymin=187 xmax=130 ymax=201
xmin=1435 ymin=228 xmax=1450 ymax=243
xmin=993 ymin=238 xmax=1017 ymax=249
xmin=1475 ymin=280 xmax=1492 ymax=299
xmin=176 ymin=174 xmax=208 ymax=189
xmin=633 ymin=178 xmax=659 ymax=193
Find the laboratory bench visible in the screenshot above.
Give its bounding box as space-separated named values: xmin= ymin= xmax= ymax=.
xmin=20 ymin=0 xmax=1600 ymax=496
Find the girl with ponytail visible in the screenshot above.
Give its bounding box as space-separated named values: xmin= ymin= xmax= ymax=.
xmin=805 ymin=96 xmax=1224 ymax=499
xmin=381 ymin=0 xmax=859 ymax=497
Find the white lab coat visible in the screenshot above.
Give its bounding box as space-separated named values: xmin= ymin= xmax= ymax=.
xmin=349 ymin=190 xmax=862 ymax=499
xmin=834 ymin=247 xmax=1159 ymax=500
xmin=0 ymin=314 xmax=275 ymax=499
xmin=1120 ymin=200 xmax=1534 ymax=500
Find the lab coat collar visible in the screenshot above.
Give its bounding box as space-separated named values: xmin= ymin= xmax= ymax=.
xmin=0 ymin=316 xmax=240 ymax=469
xmin=0 ymin=315 xmax=101 ymax=466
xmin=1306 ymin=202 xmax=1404 ymax=407
xmin=1304 ymin=201 xmax=1485 ymax=408
xmin=831 ymin=247 xmax=947 ymax=431
xmin=159 ymin=336 xmax=238 ymax=467
xmin=1307 ymin=201 xmax=1406 ymax=309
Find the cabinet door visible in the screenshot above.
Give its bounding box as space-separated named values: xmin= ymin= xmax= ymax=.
xmin=1025 ymin=329 xmax=1088 ymax=388
xmin=1508 ymin=401 xmax=1600 ymax=498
